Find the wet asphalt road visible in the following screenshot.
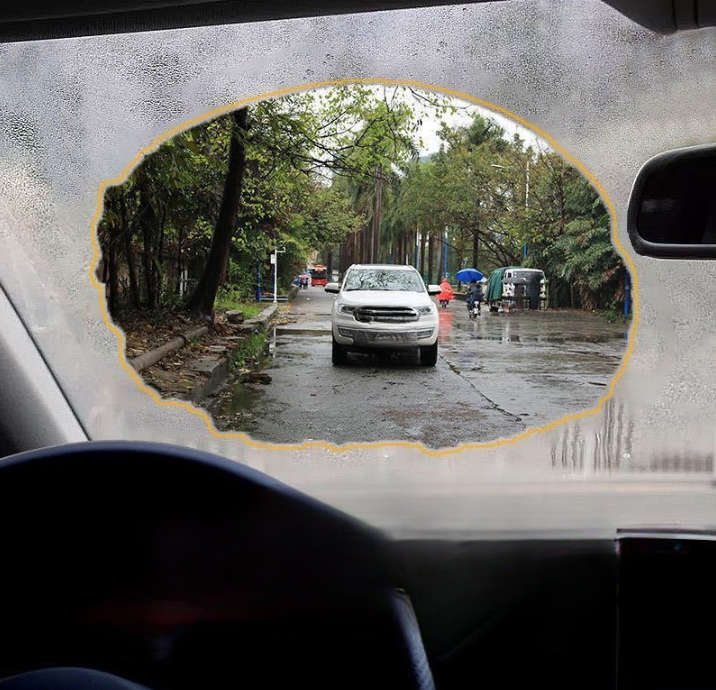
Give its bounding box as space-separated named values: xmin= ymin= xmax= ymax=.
xmin=210 ymin=287 xmax=629 ymax=448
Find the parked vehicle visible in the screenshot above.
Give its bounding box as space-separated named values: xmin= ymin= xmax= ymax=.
xmin=485 ymin=267 xmax=547 ymax=312
xmin=325 ymin=264 xmax=441 ymax=366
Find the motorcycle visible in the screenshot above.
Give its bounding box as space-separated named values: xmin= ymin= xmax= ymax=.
xmin=467 ymin=299 xmax=481 ymax=319
xmin=439 ymin=299 xmax=451 ymax=309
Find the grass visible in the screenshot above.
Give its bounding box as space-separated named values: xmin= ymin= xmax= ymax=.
xmin=214 ymin=295 xmax=263 ymax=320
xmin=603 ymin=308 xmax=632 ymax=324
xmin=230 ymin=333 xmax=267 ymax=371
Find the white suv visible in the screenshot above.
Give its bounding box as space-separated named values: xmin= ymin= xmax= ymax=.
xmin=325 ymin=264 xmax=441 ymax=366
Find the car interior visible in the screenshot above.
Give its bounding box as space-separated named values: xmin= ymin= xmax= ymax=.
xmin=2 ymin=1 xmax=716 ymax=689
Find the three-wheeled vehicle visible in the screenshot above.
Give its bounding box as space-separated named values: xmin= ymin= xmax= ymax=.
xmin=485 ymin=267 xmax=547 ymax=312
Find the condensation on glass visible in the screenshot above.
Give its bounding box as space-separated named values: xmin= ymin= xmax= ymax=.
xmin=2 ymin=0 xmax=716 ymax=536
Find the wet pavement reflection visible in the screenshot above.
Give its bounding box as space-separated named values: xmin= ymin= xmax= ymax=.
xmin=209 ymin=288 xmax=630 ymax=448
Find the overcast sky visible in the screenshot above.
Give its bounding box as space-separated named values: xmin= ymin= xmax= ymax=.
xmin=416 ymin=101 xmax=544 ymax=154
xmin=369 ymin=85 xmax=544 ymax=155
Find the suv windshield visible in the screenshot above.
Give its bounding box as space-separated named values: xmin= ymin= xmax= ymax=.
xmin=344 ymin=269 xmax=425 ymax=292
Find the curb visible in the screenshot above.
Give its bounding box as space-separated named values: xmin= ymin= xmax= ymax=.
xmin=190 ymin=303 xmax=280 ymax=403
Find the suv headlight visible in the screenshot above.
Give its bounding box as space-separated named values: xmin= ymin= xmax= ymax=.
xmin=417 ymin=305 xmax=434 ymax=315
xmin=338 ymin=303 xmax=355 ymax=314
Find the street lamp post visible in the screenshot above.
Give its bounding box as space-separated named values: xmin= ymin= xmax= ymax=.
xmin=271 ymin=247 xmax=286 ymax=304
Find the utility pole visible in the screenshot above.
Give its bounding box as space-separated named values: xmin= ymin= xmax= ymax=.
xmin=271 ymin=247 xmax=285 ymax=304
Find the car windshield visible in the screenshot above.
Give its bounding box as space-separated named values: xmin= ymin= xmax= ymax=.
xmin=4 ymin=0 xmax=716 ymax=542
xmin=344 ymin=269 xmax=425 ymax=292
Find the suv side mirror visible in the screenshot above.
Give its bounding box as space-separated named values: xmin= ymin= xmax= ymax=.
xmin=427 ymin=285 xmax=441 ymax=295
xmin=629 ymin=144 xmax=716 ymax=258
xmin=324 ymin=283 xmax=340 ymax=294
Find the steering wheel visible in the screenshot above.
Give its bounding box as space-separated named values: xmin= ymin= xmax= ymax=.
xmin=0 ymin=442 xmax=435 ymax=690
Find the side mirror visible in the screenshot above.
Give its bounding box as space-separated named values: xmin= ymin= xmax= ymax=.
xmin=324 ymin=283 xmax=340 ymax=294
xmin=629 ymin=144 xmax=716 ymax=258
xmin=427 ymin=285 xmax=441 ymax=295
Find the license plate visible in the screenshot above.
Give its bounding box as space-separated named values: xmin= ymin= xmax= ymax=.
xmin=371 ymin=332 xmax=399 ymax=342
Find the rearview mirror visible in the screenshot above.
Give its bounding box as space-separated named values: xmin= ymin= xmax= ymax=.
xmin=629 ymin=144 xmax=716 ymax=258
xmin=427 ymin=284 xmax=441 ymax=295
xmin=324 ymin=282 xmax=340 ymax=294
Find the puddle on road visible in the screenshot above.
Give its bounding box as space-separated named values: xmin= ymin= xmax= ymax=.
xmin=451 ymin=312 xmax=627 ymax=345
xmin=453 ymin=324 xmax=622 ymax=345
xmin=209 ymin=380 xmax=266 ymax=431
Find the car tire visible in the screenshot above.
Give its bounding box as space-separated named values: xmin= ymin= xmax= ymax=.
xmin=332 ymin=336 xmax=348 ymax=365
xmin=420 ymin=341 xmax=438 ymax=367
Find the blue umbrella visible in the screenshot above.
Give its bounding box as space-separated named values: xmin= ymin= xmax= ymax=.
xmin=455 ymin=268 xmax=484 ymax=283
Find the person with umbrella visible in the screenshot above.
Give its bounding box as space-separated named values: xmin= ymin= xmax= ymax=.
xmin=437 ymin=277 xmax=455 ymax=308
xmin=456 ymin=268 xmax=485 ymax=319
xmin=466 ymin=279 xmax=483 ymax=318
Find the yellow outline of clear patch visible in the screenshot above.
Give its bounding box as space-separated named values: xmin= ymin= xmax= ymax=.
xmin=89 ymin=78 xmax=638 ymax=457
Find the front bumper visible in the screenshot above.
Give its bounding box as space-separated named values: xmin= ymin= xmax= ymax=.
xmin=332 ymin=315 xmax=439 ymax=349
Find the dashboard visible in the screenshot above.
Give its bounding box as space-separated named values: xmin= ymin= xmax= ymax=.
xmin=0 ymin=442 xmax=710 ymax=690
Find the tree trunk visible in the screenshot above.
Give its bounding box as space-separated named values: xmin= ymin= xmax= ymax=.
xmin=472 ymin=230 xmax=479 ymax=269
xmin=121 ymin=195 xmax=141 ymax=308
xmin=438 ymin=231 xmax=445 ymax=282
xmin=175 ymin=224 xmax=184 ymax=296
xmin=141 ymin=220 xmax=156 ymax=309
xmin=428 ymin=232 xmax=436 ymax=284
xmin=419 ymin=230 xmax=426 ymax=278
xmin=124 ymin=232 xmax=141 ymax=309
xmin=156 ymin=206 xmax=166 ymax=303
xmin=108 ymin=225 xmax=119 ymax=315
xmin=187 ymin=107 xmax=249 ymax=317
xmin=138 ymin=172 xmax=157 ymax=309
xmin=372 ymin=167 xmax=382 ymax=263
xmin=326 ymin=249 xmax=333 ymax=275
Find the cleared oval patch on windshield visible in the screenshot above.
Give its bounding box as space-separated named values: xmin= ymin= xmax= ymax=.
xmin=94 ymin=81 xmax=632 ymax=451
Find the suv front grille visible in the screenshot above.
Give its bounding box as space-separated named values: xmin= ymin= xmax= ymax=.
xmin=354 ymin=306 xmax=419 ymax=323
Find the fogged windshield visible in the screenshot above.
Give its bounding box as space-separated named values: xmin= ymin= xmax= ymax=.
xmin=4 ymin=0 xmax=716 ymax=541
xmin=344 ymin=269 xmax=424 ymax=292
